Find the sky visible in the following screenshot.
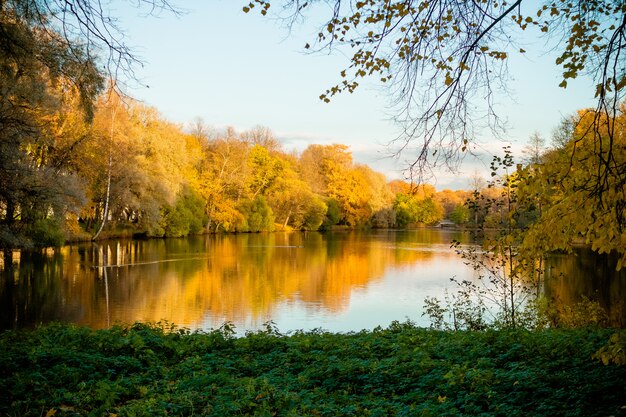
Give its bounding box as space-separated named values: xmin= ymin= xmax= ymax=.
xmin=114 ymin=0 xmax=597 ymax=190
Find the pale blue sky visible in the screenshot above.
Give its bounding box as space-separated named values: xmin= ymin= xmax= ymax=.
xmin=116 ymin=0 xmax=596 ymax=189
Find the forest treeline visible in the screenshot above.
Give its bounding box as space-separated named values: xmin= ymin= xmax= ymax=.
xmin=1 ymin=80 xmax=481 ymax=249
xmin=4 ymin=67 xmax=626 ymax=265
xmin=2 ymin=74 xmax=626 ymax=258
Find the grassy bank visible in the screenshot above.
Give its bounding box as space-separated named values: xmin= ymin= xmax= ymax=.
xmin=1 ymin=322 xmax=625 ymax=416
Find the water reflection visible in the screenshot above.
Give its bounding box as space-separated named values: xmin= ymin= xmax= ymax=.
xmin=545 ymin=248 xmax=626 ymax=327
xmin=1 ymin=230 xmax=624 ymax=332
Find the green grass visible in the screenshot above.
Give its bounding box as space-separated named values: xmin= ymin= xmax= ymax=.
xmin=1 ymin=322 xmax=624 ymax=416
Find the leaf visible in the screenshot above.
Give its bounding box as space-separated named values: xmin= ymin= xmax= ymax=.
xmin=594 ymin=83 xmax=604 ymax=97
xmin=559 ymin=80 xmax=567 ymax=88
xmin=45 ymin=410 xmax=57 ymax=417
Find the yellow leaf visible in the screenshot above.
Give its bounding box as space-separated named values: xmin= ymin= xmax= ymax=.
xmin=45 ymin=410 xmax=57 ymax=417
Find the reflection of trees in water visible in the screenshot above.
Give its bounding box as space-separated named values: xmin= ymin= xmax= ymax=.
xmin=3 ymin=233 xmax=624 ymax=331
xmin=0 ymin=248 xmax=88 ymax=329
xmin=545 ymin=248 xmax=626 ymax=327
xmin=0 ymin=230 xmax=477 ymax=330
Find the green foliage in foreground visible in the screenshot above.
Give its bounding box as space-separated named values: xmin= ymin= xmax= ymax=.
xmin=1 ymin=322 xmax=625 ymax=417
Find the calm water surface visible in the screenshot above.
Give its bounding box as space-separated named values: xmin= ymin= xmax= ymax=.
xmin=1 ymin=230 xmax=624 ymax=332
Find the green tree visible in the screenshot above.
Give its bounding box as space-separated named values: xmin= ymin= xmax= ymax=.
xmin=449 ymin=205 xmax=470 ymax=225
xmin=393 ymin=193 xmax=444 ymax=227
xmin=160 ymin=187 xmax=206 ymax=237
xmin=321 ymin=198 xmax=342 ymax=230
xmin=237 ymin=195 xmax=275 ymax=232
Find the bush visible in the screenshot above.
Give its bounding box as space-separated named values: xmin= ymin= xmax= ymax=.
xmin=237 ymin=196 xmax=275 ymax=232
xmin=160 ymin=188 xmax=206 ymax=237
xmin=30 ymin=218 xmax=65 ymax=247
xmin=1 ymin=323 xmax=625 ymax=417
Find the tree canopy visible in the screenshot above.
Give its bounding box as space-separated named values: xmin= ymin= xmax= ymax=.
xmin=244 ymin=0 xmax=626 ymax=189
xmin=1 ymin=0 xmax=179 ymax=85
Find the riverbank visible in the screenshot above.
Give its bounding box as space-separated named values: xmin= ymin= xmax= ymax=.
xmin=1 ymin=322 xmax=624 ymax=416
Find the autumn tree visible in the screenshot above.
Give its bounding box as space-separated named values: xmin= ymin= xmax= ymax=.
xmin=78 ymin=95 xmax=204 ymax=238
xmin=300 ymin=144 xmax=352 ymax=195
xmin=197 ymin=128 xmax=251 ymax=232
xmin=299 ymin=144 xmax=376 ymax=226
xmin=246 ymin=144 xmax=284 ymax=198
xmin=241 ymin=125 xmax=282 ymax=153
xmin=435 ymin=189 xmax=470 ymax=220
xmin=245 ymin=0 xmax=626 ymax=208
xmin=267 ymin=162 xmax=327 ymax=230
xmin=0 ymin=2 xmax=103 ymax=248
xmin=519 ymin=105 xmax=626 ymax=270
xmin=1 ymin=0 xmax=181 ymax=249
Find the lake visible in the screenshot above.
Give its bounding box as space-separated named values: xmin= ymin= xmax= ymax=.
xmin=1 ymin=230 xmax=624 ymax=333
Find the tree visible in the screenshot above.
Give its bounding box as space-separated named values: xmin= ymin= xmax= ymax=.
xmin=246 ymin=144 xmax=284 ymax=198
xmin=299 ymin=144 xmax=375 ymax=226
xmin=237 ymin=195 xmax=275 ymax=232
xmin=241 ymin=125 xmax=282 ymax=153
xmin=0 ymin=3 xmax=103 ymax=248
xmin=266 ymin=163 xmax=327 ymax=230
xmin=326 ymin=160 xmax=373 ymax=226
xmin=393 ymin=192 xmax=444 ymax=227
xmin=78 ymin=95 xmax=204 ymax=238
xmin=0 ymin=0 xmax=180 ymax=249
xmin=522 ymin=132 xmax=546 ymax=165
xmin=198 ymin=129 xmax=250 ymax=231
xmin=449 ymin=205 xmax=470 ymax=225
xmin=246 ymin=0 xmax=626 ymax=198
xmin=321 ymin=198 xmax=342 ymax=229
xmin=435 ymin=189 xmax=469 ymax=219
xmin=300 ymin=144 xmax=352 ymax=195
xmin=356 ymin=164 xmax=394 ymax=216
xmin=518 ymin=105 xmax=626 ymax=270
xmin=1 ymin=0 xmax=178 ymax=89
xmin=160 ymin=187 xmax=206 ymax=237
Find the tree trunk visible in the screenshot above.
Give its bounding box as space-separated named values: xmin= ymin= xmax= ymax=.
xmin=92 ymin=152 xmax=112 ymax=240
xmin=92 ymin=102 xmax=116 ymax=241
xmin=283 ymin=211 xmax=291 ymax=229
xmin=2 ymin=249 xmax=12 ymax=270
